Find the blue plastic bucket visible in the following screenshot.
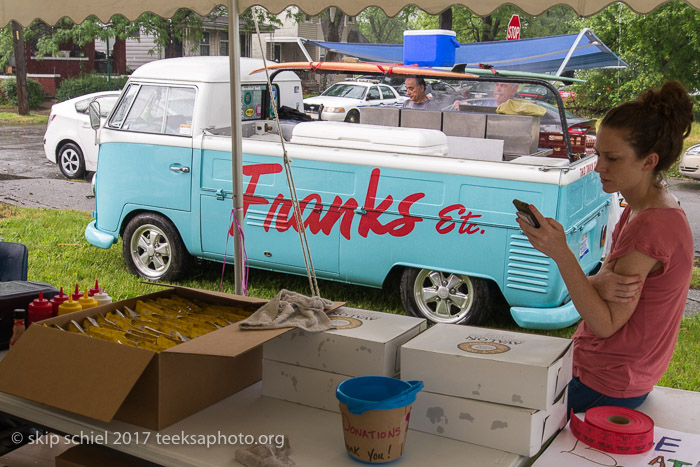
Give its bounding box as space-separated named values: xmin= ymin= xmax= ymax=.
xmin=337 ymin=376 xmax=423 ymax=463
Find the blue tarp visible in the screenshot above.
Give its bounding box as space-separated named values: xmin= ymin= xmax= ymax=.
xmin=307 ymin=29 xmax=627 ymax=74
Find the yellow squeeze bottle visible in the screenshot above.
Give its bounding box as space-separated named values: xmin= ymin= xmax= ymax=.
xmin=58 ymin=296 xmax=82 ymax=315
xmin=78 ymin=289 xmax=98 ymax=310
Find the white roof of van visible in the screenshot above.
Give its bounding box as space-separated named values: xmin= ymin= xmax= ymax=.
xmin=130 ymin=56 xmax=300 ymax=83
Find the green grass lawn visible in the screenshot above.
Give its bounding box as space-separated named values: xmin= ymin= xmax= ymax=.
xmin=0 ymin=111 xmax=49 ymax=126
xmin=1 ymin=203 xmax=698 ymax=392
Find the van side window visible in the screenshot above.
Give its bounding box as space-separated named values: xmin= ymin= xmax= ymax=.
xmin=122 ymin=85 xmax=168 ymax=133
xmin=165 ymin=88 xmax=196 ymax=136
xmin=108 ymin=84 xmax=139 ymax=128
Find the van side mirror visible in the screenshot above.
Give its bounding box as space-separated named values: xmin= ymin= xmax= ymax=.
xmin=88 ymin=101 xmax=101 ymax=129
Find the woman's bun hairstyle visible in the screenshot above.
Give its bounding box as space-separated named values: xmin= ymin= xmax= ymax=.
xmin=601 ymin=81 xmax=694 ymax=174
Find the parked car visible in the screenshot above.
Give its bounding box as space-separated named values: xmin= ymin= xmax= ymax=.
xmin=303 ymin=80 xmax=405 ymax=123
xmin=516 ymin=85 xmax=557 ymax=104
xmin=679 ymin=143 xmax=700 ymax=180
xmin=558 ymin=85 xmax=576 ymax=102
xmin=44 ymin=91 xmax=121 ymax=179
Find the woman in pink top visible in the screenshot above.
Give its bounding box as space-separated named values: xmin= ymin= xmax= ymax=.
xmin=518 ymin=81 xmax=694 ymax=414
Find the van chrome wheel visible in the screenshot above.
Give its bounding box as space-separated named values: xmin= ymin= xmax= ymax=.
xmin=122 ymin=213 xmax=189 ymax=281
xmin=400 ymin=268 xmax=491 ymax=325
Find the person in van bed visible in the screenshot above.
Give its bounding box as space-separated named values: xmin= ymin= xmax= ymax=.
xmin=403 ymin=76 xmax=440 ymax=111
xmin=451 ymin=81 xmax=519 ymax=110
xmin=517 ymin=81 xmax=694 ymax=415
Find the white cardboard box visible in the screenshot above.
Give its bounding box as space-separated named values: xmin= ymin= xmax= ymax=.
xmin=409 ymin=389 xmax=567 ymax=457
xmin=262 ymin=359 xmax=350 ymax=413
xmin=401 ymin=324 xmax=572 ymax=410
xmin=263 ymin=307 xmax=427 ymax=377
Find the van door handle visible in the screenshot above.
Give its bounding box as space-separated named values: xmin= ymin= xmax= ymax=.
xmin=169 ymin=165 xmax=190 ymax=173
xmin=354 ymin=208 xmax=367 ymax=215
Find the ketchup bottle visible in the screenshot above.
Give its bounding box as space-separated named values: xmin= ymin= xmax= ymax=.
xmin=50 ymin=287 xmax=69 ymax=317
xmin=71 ymin=284 xmax=83 ymax=301
xmin=28 ymin=290 xmax=53 ymax=324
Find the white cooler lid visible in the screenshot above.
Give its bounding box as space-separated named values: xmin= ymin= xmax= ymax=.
xmin=403 ymin=29 xmax=457 ymax=37
xmin=291 ymin=121 xmax=449 ymax=156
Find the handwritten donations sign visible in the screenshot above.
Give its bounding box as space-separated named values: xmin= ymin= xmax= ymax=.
xmin=340 ymin=404 xmax=412 ymax=463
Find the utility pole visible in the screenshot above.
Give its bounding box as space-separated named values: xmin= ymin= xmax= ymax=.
xmin=11 ymin=21 xmax=29 ymax=116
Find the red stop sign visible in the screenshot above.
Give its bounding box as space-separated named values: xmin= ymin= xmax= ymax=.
xmin=507 ymin=14 xmax=521 ymax=40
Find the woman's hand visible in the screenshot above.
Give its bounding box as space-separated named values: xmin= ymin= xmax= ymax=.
xmin=515 ymin=204 xmax=570 ymax=261
xmin=590 ymin=259 xmax=642 ymax=303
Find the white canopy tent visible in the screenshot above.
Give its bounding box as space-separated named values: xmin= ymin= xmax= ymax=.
xmin=2 ymin=0 xmax=698 ymax=294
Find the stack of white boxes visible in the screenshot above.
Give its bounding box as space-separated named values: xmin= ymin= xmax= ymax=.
xmin=401 ymin=324 xmax=572 ymax=457
xmin=262 ymin=307 xmax=427 ymax=412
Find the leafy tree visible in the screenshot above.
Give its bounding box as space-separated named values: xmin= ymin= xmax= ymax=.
xmin=357 ymin=7 xmax=416 ymax=44
xmin=572 ymin=2 xmax=700 ymax=115
xmin=409 ymin=5 xmax=578 ymax=43
xmin=0 ymin=26 xmax=13 ymax=71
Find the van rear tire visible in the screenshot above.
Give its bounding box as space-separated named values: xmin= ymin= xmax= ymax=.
xmin=399 ymin=267 xmax=492 ymax=325
xmin=122 ymin=213 xmax=190 ymax=281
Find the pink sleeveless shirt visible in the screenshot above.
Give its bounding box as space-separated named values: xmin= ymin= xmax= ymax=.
xmin=572 ymin=206 xmax=693 ymax=398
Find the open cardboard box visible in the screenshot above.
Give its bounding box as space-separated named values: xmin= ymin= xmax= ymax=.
xmin=0 ymin=285 xmax=342 ymax=430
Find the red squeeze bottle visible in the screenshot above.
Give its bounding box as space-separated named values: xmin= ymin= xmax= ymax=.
xmin=28 ymin=291 xmax=53 ymax=324
xmin=71 ymin=284 xmax=83 ymax=301
xmin=50 ymin=287 xmax=69 ymax=317
xmin=88 ymin=280 xmax=100 ymax=297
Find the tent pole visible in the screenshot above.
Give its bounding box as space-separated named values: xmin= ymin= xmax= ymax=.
xmin=555 ymin=28 xmax=590 ymax=76
xmin=229 ymin=0 xmax=245 ymax=295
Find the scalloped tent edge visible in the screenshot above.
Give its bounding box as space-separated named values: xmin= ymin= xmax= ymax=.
xmin=3 ymin=0 xmax=700 ymax=27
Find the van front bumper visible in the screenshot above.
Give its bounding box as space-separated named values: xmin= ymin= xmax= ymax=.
xmin=85 ymin=220 xmax=117 ymax=249
xmin=510 ymin=301 xmax=581 ymax=330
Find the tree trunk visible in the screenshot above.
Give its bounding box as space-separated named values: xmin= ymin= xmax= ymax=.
xmin=11 ymin=21 xmax=29 ymax=116
xmin=439 ymin=9 xmax=453 ymax=30
xmin=319 ymin=8 xmax=346 ymax=92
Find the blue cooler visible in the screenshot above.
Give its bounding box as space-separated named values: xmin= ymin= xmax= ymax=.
xmin=403 ymin=29 xmax=460 ymax=67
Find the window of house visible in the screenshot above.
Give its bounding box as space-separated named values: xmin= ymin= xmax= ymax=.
xmin=274 ymin=44 xmax=281 ymax=62
xmin=240 ymin=33 xmax=250 ymax=57
xmin=200 ymin=32 xmax=210 ymax=56
xmin=220 ymin=32 xmax=229 ymax=56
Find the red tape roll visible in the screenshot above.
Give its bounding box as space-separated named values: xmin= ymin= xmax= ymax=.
xmin=570 ymin=406 xmax=654 ymax=454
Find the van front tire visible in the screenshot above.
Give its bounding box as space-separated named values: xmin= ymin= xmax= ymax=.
xmin=400 ymin=268 xmax=491 ymax=325
xmin=122 ymin=213 xmax=190 ymax=281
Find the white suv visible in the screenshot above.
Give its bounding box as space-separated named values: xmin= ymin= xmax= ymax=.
xmin=303 ymin=80 xmax=406 ymax=123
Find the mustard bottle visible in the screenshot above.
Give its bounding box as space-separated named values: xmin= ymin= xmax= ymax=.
xmin=58 ymin=295 xmax=82 ymax=315
xmin=78 ymin=289 xmax=98 ymax=310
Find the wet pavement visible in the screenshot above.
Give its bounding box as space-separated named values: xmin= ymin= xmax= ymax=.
xmin=0 ymin=124 xmax=94 ymax=212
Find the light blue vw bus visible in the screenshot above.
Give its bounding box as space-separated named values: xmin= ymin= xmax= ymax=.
xmin=86 ymin=57 xmax=609 ymax=330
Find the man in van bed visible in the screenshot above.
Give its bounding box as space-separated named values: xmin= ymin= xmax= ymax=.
xmin=403 ymin=77 xmax=440 ymax=111
xmin=452 ymin=81 xmax=519 ymax=109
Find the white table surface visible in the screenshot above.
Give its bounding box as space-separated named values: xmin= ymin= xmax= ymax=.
xmin=0 ymin=381 xmax=529 ymax=467
xmin=0 ymin=343 xmax=697 ymax=467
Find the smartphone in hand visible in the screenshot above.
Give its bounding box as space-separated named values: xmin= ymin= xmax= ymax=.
xmin=513 ymin=199 xmax=540 ymax=228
